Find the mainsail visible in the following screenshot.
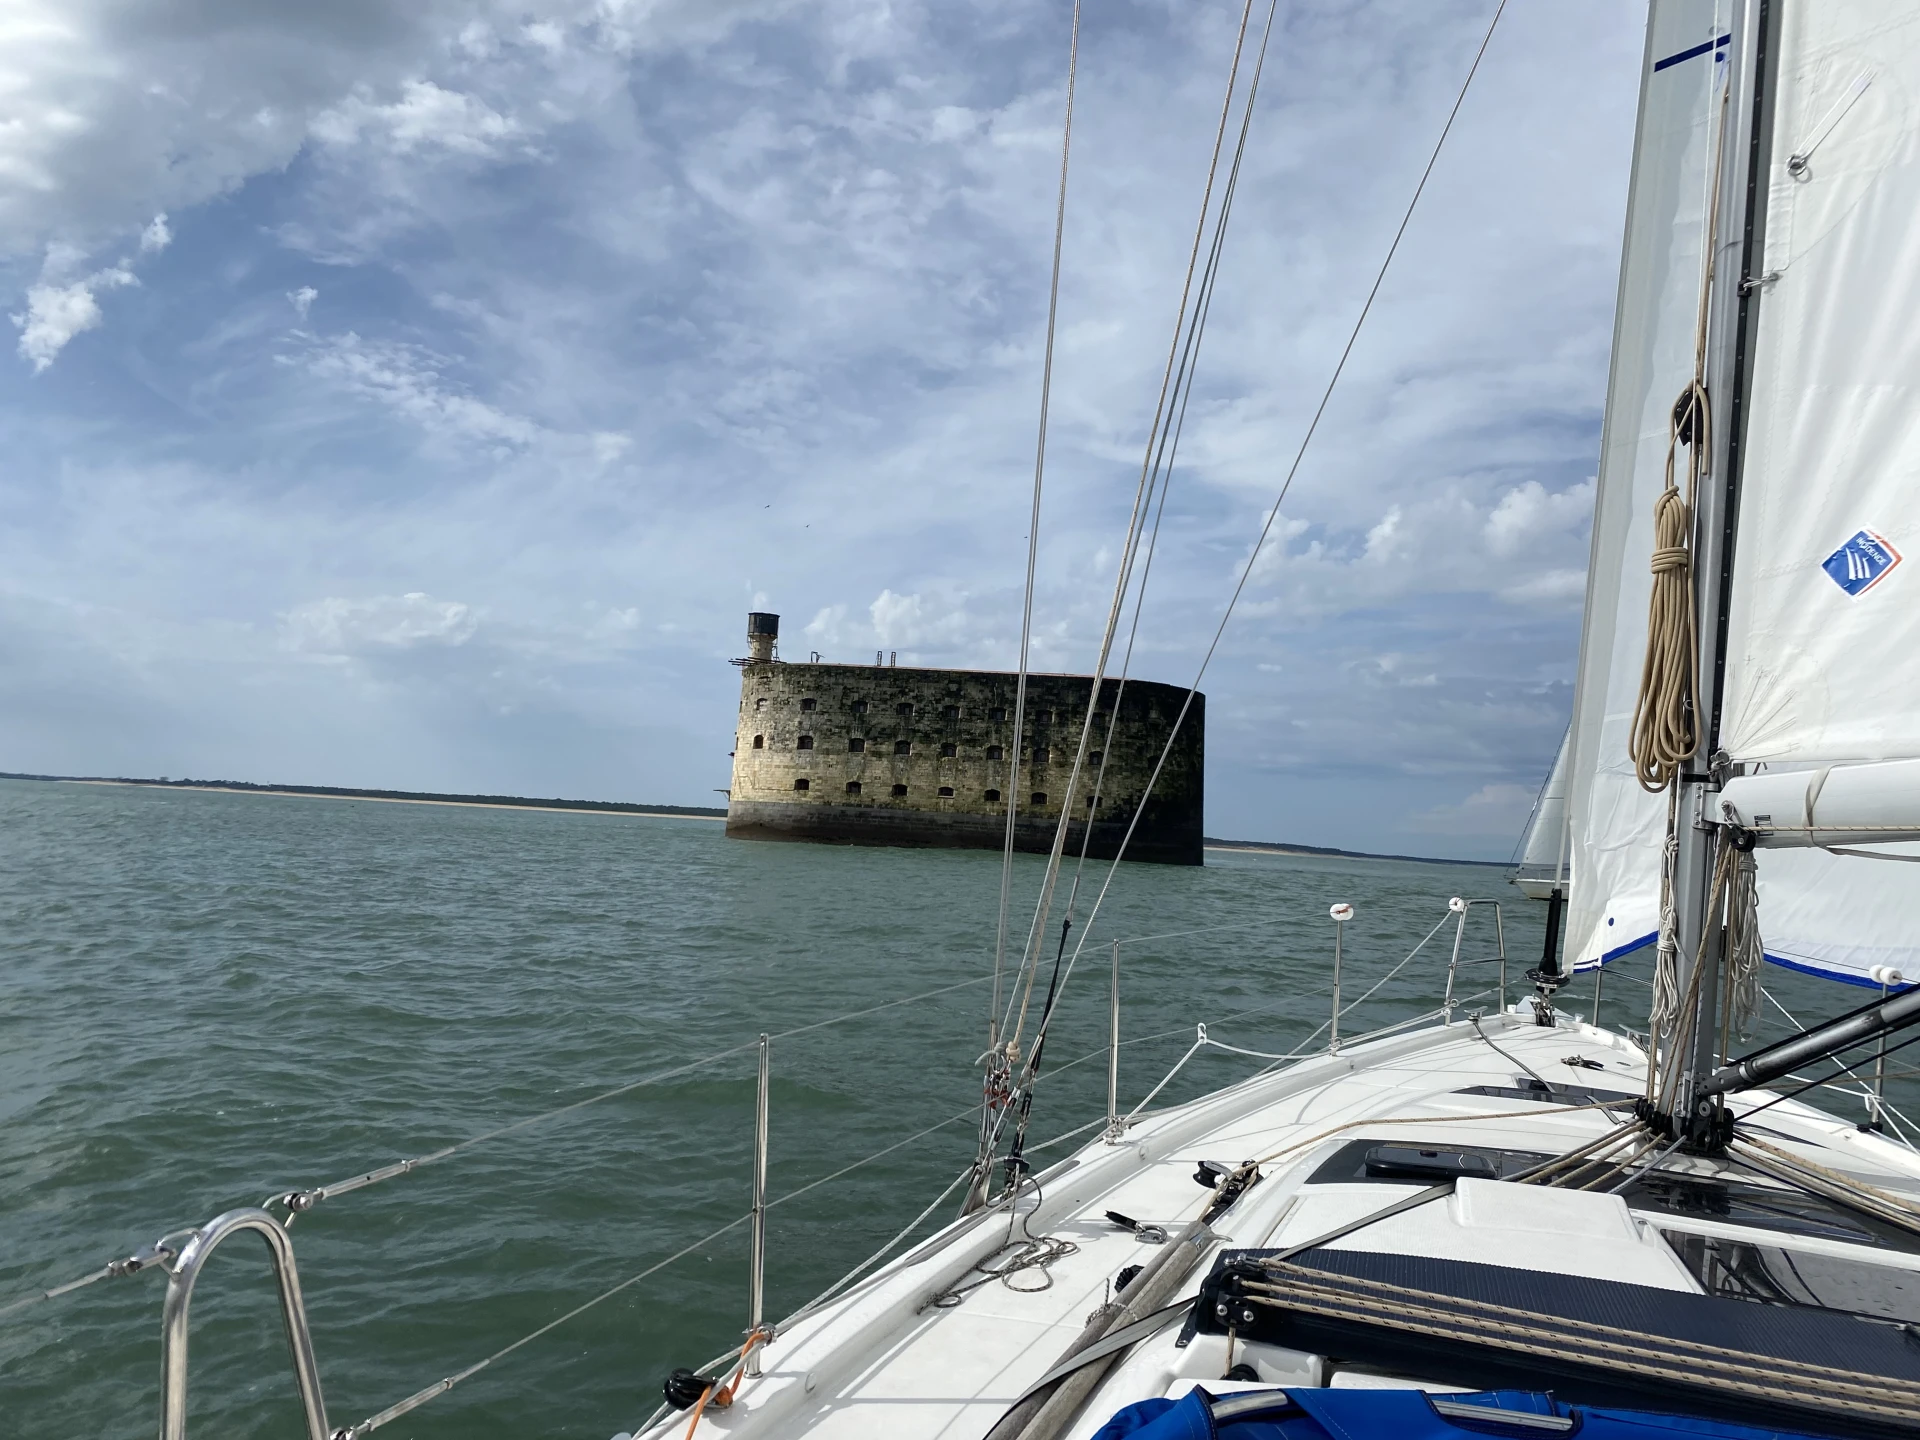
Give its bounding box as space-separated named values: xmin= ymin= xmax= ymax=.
xmin=1571 ymin=0 xmax=1920 ymax=988
xmin=1713 ymin=2 xmax=1920 ymax=984
xmin=1565 ymin=0 xmax=1729 ymax=975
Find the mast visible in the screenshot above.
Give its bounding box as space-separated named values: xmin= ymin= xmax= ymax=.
xmin=1662 ymin=0 xmax=1777 ymax=1144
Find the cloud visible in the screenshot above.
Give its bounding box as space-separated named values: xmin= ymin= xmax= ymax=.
xmin=0 ymin=2 xmax=1643 ymax=857
xmin=281 ymin=593 xmax=479 ymax=655
xmin=295 ymin=332 xmax=542 ymax=449
xmin=869 ymin=589 xmax=923 ymax=647
xmin=12 ymin=262 xmax=134 ymax=370
xmin=138 ymin=214 xmax=171 ymax=253
xmin=1402 ymin=782 xmax=1539 ymax=839
xmin=311 ymin=80 xmax=521 ymax=157
xmin=1486 ymin=477 xmax=1594 ymax=558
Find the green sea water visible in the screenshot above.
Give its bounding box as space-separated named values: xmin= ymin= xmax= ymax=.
xmin=0 ymin=778 xmax=1901 ymax=1438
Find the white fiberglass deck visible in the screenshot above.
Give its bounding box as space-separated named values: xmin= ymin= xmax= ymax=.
xmin=641 ymin=1010 xmax=1920 ymax=1440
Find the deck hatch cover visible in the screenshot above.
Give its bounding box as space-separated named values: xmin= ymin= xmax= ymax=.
xmin=1191 ymin=1246 xmax=1920 ymax=1440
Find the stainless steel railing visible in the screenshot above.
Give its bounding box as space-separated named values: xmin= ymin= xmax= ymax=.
xmin=160 ymin=1207 xmax=334 ymax=1440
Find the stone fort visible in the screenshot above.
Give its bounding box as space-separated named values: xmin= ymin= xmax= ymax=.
xmin=725 ymin=613 xmax=1204 ymax=865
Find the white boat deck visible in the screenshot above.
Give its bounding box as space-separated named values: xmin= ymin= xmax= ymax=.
xmin=643 ymin=1010 xmax=1920 ymax=1440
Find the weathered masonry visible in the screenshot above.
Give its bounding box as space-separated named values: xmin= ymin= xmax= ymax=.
xmin=725 ymin=614 xmax=1203 ymax=865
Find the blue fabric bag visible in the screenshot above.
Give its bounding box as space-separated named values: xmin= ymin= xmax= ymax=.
xmin=1089 ymin=1387 xmax=1841 ymax=1440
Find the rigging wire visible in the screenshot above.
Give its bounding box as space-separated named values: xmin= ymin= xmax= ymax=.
xmin=1000 ymin=0 xmax=1514 ymax=1142
xmin=3 ymin=973 xmax=999 ymax=1317
xmin=998 ymin=0 xmax=1266 ymax=1068
xmin=990 ymin=0 xmax=1284 ymax=1194
xmin=991 ymin=0 xmax=1083 ymax=1062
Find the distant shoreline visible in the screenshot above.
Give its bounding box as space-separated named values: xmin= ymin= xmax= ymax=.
xmin=1200 ymin=838 xmax=1508 ymax=869
xmin=0 ymin=772 xmax=726 ymax=822
xmin=0 ymin=771 xmax=1508 ymax=864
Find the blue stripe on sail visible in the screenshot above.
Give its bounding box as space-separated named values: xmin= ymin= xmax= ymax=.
xmin=1763 ymin=950 xmax=1885 ymax=988
xmin=1653 ymin=33 xmax=1730 ymax=72
xmin=1570 ymin=930 xmax=1657 ymax=973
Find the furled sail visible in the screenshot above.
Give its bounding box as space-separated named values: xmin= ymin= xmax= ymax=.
xmin=1565 ymin=0 xmax=1729 ymax=974
xmin=1710 ymin=2 xmax=1920 ymax=983
xmin=1511 ymin=728 xmax=1570 ymax=902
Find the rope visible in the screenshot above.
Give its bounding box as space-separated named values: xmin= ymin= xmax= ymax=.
xmin=1627 ymin=441 xmax=1702 ymax=791
xmin=1628 ymin=67 xmax=1728 ymax=794
xmin=680 ymin=1327 xmax=775 ymax=1440
xmin=1722 ymin=844 xmax=1763 ymax=1042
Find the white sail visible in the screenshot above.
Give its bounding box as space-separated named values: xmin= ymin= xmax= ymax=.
xmin=1565 ymin=0 xmax=1730 ymax=974
xmin=1720 ymin=5 xmax=1920 ymax=772
xmin=1512 ymin=727 xmax=1570 ymax=901
xmin=1707 ymin=4 xmax=1920 ymax=984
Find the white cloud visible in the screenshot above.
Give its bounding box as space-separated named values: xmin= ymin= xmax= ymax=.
xmin=282 ymin=593 xmax=479 ymax=654
xmin=298 ymin=332 xmax=541 ymax=448
xmin=138 ymin=214 xmax=171 ymax=253
xmin=1403 ymin=782 xmax=1539 ymax=838
xmin=311 ymin=80 xmax=521 ymax=158
xmin=12 ymin=262 xmax=133 ymax=370
xmin=289 ymin=285 xmax=318 ymax=319
xmin=869 ymin=589 xmax=923 ymax=647
xmin=1363 ymin=506 xmax=1405 ymax=565
xmin=1485 ymin=478 xmax=1594 ymax=558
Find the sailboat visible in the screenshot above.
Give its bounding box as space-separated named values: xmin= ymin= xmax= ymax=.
xmin=621 ymin=3 xmax=1920 ymax=1438
xmin=1509 ymin=728 xmax=1570 ymax=902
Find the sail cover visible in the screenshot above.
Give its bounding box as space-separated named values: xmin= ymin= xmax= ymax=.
xmin=1566 ymin=0 xmax=1729 ymax=974
xmin=1715 ymin=3 xmax=1920 ymax=983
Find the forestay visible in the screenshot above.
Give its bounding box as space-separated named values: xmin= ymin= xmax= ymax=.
xmin=1565 ymin=0 xmax=1728 ymax=974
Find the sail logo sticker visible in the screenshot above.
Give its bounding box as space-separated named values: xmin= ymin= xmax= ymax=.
xmin=1822 ymin=528 xmax=1902 ymax=596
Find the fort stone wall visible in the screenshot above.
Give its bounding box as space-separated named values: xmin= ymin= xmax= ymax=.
xmin=725 ymin=646 xmax=1204 ymax=865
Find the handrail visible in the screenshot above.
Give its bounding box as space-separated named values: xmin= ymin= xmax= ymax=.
xmin=160 ymin=1207 xmax=333 ymax=1440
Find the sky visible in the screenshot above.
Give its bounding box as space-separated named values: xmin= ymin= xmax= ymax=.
xmin=0 ymin=0 xmax=1647 ymax=861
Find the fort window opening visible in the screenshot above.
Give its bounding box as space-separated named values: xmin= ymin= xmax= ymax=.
xmin=891 ymin=783 xmax=908 ymax=798
xmin=797 ymin=735 xmax=814 ymax=750
xmin=1085 ymin=796 xmax=1097 ymax=809
xmin=1031 ymin=792 xmax=1047 ymax=807
xmin=989 ymin=706 xmax=1007 ymax=722
xmin=851 ymin=700 xmax=868 ymax=715
xmin=752 ymin=735 xmax=764 ymax=749
xmin=985 ymin=789 xmax=1001 ymax=802
xmin=894 ymin=740 xmax=912 ymax=756
xmin=794 ymin=778 xmax=810 ymax=791
xmin=1032 ymin=745 xmax=1049 ymax=764
xmin=938 ymin=786 xmax=954 ymax=797
xmin=897 ymin=702 xmax=914 ymax=717
xmin=1090 ymin=750 xmax=1102 ymax=765
xmin=1035 ymin=710 xmax=1051 ymax=725
xmin=941 ymin=705 xmax=959 ymax=720
xmin=849 ymin=737 xmax=866 ymax=753
xmin=986 ymin=745 xmax=1003 ymax=762
xmin=940 ymin=742 xmax=957 ymax=758
xmin=846 ymin=781 xmax=862 ymax=795
xmin=755 ymin=698 xmax=767 ymax=711
xmin=801 ymin=698 xmax=816 ymax=712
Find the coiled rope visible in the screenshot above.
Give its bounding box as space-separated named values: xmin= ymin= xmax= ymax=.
xmin=1628 ymin=381 xmax=1707 ymax=793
